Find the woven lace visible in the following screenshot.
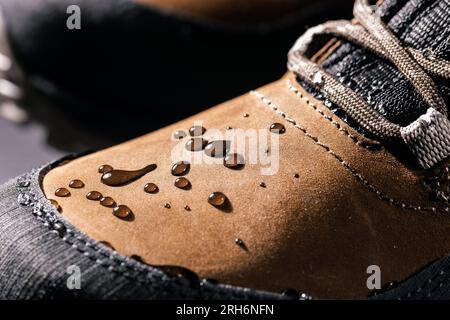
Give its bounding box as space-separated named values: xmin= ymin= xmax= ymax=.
xmin=288 ymin=0 xmax=450 ymax=169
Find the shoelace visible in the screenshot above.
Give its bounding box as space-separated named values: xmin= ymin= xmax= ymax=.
xmin=288 ymin=0 xmax=450 ymax=169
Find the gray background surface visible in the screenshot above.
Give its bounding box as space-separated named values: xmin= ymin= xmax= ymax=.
xmin=0 ymin=117 xmax=64 ymax=183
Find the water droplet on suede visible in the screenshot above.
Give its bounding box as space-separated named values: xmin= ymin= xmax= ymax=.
xmin=243 ymin=113 xmax=249 ymax=118
xmin=184 ymin=205 xmax=191 ymax=211
xmin=270 ymin=123 xmax=286 ymax=134
xmin=174 ymin=130 xmax=187 ymax=139
xmin=101 ymin=164 xmax=157 ymax=187
xmin=98 ymin=165 xmax=113 ymax=174
xmin=224 ymin=153 xmax=244 ymax=169
xmin=164 ymin=203 xmax=171 ymax=209
xmin=205 ymin=140 xmax=229 ymax=158
xmin=186 ymin=138 xmax=208 ymax=151
xmin=175 ymin=177 xmax=191 ymax=189
xmin=208 ymin=192 xmax=227 ymax=207
xmin=188 ymin=125 xmax=206 ymax=137
xmin=171 ymin=161 xmax=190 ymax=176
xmin=100 ymin=197 xmax=116 ymax=208
xmin=69 ymin=179 xmax=84 ymax=189
xmin=259 ymin=182 xmax=266 ymax=188
xmin=113 ymin=205 xmax=132 ymax=219
xmin=294 ymin=173 xmax=300 ymax=178
xmin=49 ymin=199 xmax=61 ymax=212
xmin=86 ymin=191 xmax=103 ymax=201
xmin=55 ymin=188 xmax=70 ymax=197
xmin=144 ymin=183 xmax=159 ymax=194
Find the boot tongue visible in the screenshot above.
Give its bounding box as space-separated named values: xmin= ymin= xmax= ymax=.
xmin=315 ymin=0 xmax=450 ymax=127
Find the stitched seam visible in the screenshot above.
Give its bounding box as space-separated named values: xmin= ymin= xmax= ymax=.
xmin=251 ymin=90 xmax=449 ymax=214
xmin=286 ymin=80 xmax=383 ymax=151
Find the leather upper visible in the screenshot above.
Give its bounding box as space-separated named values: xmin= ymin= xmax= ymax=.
xmin=42 ymin=73 xmax=450 ymax=299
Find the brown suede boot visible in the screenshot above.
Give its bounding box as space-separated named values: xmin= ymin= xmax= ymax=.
xmin=41 ymin=0 xmax=450 ymax=299
xmin=136 ymin=0 xmax=335 ymax=24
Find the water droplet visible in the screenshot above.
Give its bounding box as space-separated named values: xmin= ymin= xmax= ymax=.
xmin=174 ymin=177 xmax=191 ymax=190
xmin=86 ymin=191 xmax=103 ymax=201
xmin=144 ymin=183 xmax=159 ymax=194
xmin=312 ymin=71 xmax=324 ymax=85
xmin=98 ymin=164 xmax=113 ymax=174
xmin=223 ymin=153 xmax=245 ymax=169
xmin=55 ymin=188 xmax=70 ymax=197
xmin=185 ymin=138 xmax=208 ymax=151
xmin=113 ymin=205 xmax=132 ymax=219
xmin=184 ymin=205 xmax=191 ymax=211
xmin=204 ymin=140 xmax=229 ymax=158
xmin=243 ymin=113 xmax=249 ymax=118
xmin=164 ymin=203 xmax=171 ymax=209
xmin=294 ymin=173 xmax=300 ymax=178
xmin=69 ymin=179 xmax=84 ymax=189
xmin=226 ymin=126 xmax=232 ymax=130
xmin=100 ymin=196 xmax=116 ymax=208
xmin=259 ymin=182 xmax=266 ymax=188
xmin=49 ymin=199 xmax=61 ymax=212
xmin=208 ymin=192 xmax=228 ymax=207
xmin=171 ymin=161 xmax=190 ymax=176
xmin=270 ymin=123 xmax=286 ymax=134
xmin=235 ymin=238 xmax=248 ymax=251
xmin=188 ymin=125 xmax=206 ymax=137
xmin=174 ymin=130 xmax=187 ymax=139
xmin=101 ymin=164 xmax=157 ymax=187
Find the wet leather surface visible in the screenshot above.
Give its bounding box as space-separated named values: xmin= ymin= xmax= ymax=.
xmin=43 ymin=73 xmax=450 ymax=299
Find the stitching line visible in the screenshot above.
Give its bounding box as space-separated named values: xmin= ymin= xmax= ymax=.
xmin=250 ymin=90 xmax=449 ymax=214
xmin=286 ymin=80 xmax=383 ymax=151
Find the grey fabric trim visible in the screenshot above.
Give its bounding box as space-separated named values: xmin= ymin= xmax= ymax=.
xmin=0 ymin=157 xmax=296 ymax=300
xmin=370 ymin=255 xmax=450 ymax=300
